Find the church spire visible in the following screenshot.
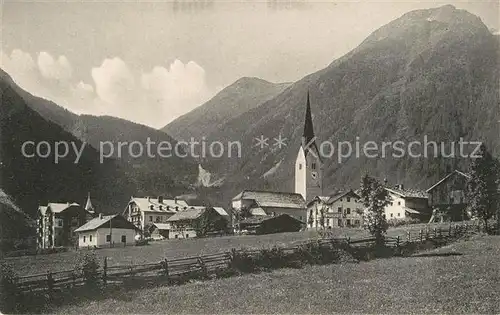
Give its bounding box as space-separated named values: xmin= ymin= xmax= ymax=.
xmin=302 ymin=91 xmax=315 ymax=146
xmin=85 ymin=192 xmax=95 ymax=214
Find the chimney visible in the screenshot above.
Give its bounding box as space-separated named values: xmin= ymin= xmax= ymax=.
xmin=383 ymin=178 xmax=388 ymax=186
xmin=399 ymin=184 xmax=404 ymax=190
xmin=99 ymin=213 xmax=102 ymax=219
xmin=158 ymin=196 xmax=163 ymax=203
xmin=147 ymin=196 xmax=150 ymax=202
xmin=174 ymin=197 xmax=178 ymax=204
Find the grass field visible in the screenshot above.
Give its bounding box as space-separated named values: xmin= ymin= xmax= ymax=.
xmin=47 ymin=234 xmax=500 ymax=314
xmin=5 ymin=221 xmax=470 ymax=276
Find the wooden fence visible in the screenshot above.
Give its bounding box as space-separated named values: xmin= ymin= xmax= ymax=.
xmin=11 ymin=222 xmax=479 ymax=295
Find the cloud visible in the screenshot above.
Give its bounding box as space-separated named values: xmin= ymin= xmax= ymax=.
xmin=91 ymin=57 xmax=135 ymax=106
xmin=2 ymin=49 xmax=214 ymax=128
xmin=37 ymin=52 xmax=72 ymax=81
xmin=91 ymin=57 xmax=213 ymax=128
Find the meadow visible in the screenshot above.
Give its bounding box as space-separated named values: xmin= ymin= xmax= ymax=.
xmin=47 ymin=234 xmax=500 ymax=314
xmin=5 ymin=221 xmax=467 ymax=276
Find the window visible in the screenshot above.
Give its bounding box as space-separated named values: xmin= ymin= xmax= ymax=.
xmin=311 ymin=163 xmax=316 ymax=170
xmin=355 ymin=220 xmax=360 ymax=226
xmin=299 ymin=164 xmax=302 ymax=170
xmin=346 ymin=208 xmax=351 ymax=214
xmin=347 ymin=197 xmax=351 ymax=202
xmin=186 ymin=234 xmax=189 ymax=238
xmin=338 ymin=219 xmax=342 ymax=226
xmin=58 ymin=220 xmax=63 ymax=227
xmin=299 ymin=216 xmax=302 ymax=221
xmin=156 ymin=216 xmax=161 ymax=223
xmin=149 ymin=216 xmax=153 ymax=222
xmin=83 ymin=236 xmax=86 ymax=243
xmin=121 ymin=235 xmax=126 ymax=243
xmin=106 ymin=235 xmax=111 ymax=242
xmin=397 ymin=213 xmax=400 ymax=217
xmin=340 ymin=198 xmax=343 ymax=202
xmin=398 ymin=202 xmax=401 ymax=206
xmin=338 ymin=207 xmax=342 ymax=213
xmin=346 ymin=219 xmax=351 ymax=226
xmin=89 ymin=235 xmax=92 ymax=242
xmin=390 ymin=213 xmax=393 ymax=218
xmin=175 ymin=235 xmax=178 ymax=239
xmin=390 ymin=202 xmax=394 ymax=206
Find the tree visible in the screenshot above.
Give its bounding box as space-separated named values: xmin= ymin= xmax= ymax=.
xmin=360 ymin=173 xmax=391 ymax=245
xmin=307 ymin=209 xmax=314 ymax=228
xmin=466 ymin=144 xmax=499 ymax=232
xmin=319 ymin=207 xmax=326 ymax=229
xmin=193 ymin=208 xmax=227 ymax=237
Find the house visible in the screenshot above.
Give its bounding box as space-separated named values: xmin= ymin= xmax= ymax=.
xmin=238 ymin=214 xmax=304 ymax=235
xmin=124 ymin=196 xmax=189 ymax=232
xmin=426 ymin=170 xmax=471 ymax=222
xmin=166 ymin=206 xmax=227 ymax=239
xmin=307 ymin=190 xmax=364 ymax=228
xmin=149 ymin=223 xmax=171 ymax=240
xmin=384 ymin=185 xmax=430 ymax=221
xmin=37 ymin=202 xmax=93 ymax=249
xmin=75 ymin=214 xmax=139 ymax=248
xmin=231 ymin=190 xmax=306 ymax=222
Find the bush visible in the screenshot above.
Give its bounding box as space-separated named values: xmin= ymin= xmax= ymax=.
xmin=75 ymin=252 xmax=100 ymax=287
xmin=294 ymin=241 xmax=340 ymax=265
xmin=387 ymin=218 xmax=421 ymax=228
xmin=230 ymin=249 xmax=259 ymax=273
xmin=0 ymin=261 xmax=19 ymax=313
xmin=257 ymin=246 xmax=290 ymax=270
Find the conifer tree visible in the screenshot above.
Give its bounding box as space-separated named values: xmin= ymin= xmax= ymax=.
xmin=360 ymin=173 xmax=391 ymax=245
xmin=466 ymin=144 xmax=499 ymax=232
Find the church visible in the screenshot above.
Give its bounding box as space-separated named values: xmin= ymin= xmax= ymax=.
xmin=294 ymin=91 xmax=324 ymax=203
xmin=232 ymin=92 xmax=323 ymax=225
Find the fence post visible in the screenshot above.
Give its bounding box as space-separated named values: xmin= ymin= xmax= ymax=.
xmin=407 ymin=231 xmax=411 ymax=242
xmin=103 ymin=257 xmax=107 ymax=285
xmin=47 ymin=271 xmax=53 ymax=297
xmin=396 ymin=236 xmax=400 ymax=247
xmin=433 ymin=228 xmax=437 ymax=238
xmin=72 ymin=271 xmax=76 ymax=288
xmin=197 ymin=256 xmax=208 ymax=278
xmin=438 ymin=228 xmax=442 ymax=238
xmin=419 ymin=229 xmax=423 ymax=243
xmin=163 ymin=258 xmax=169 ymax=278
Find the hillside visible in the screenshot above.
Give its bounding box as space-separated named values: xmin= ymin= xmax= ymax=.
xmin=200 ymin=5 xmax=500 ymax=200
xmin=162 ymin=77 xmax=291 ymax=141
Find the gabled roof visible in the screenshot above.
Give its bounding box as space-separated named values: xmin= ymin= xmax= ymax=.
xmin=75 ymin=214 xmax=138 ymax=232
xmin=39 ymin=206 xmax=48 ymax=216
xmin=239 ymin=213 xmax=304 ymax=225
xmin=404 ymin=207 xmax=423 ymax=215
xmin=249 ymin=207 xmax=267 ymax=216
xmin=232 ymin=190 xmax=305 ymax=209
xmin=167 ymin=207 xmax=205 ymax=222
xmin=385 ymin=187 xmax=428 ymax=199
xmin=129 ymin=197 xmax=189 ymax=213
xmin=47 ymin=202 xmax=81 ymax=214
xmin=326 ymin=190 xmax=360 ymax=204
xmin=152 ymin=223 xmax=171 ymax=230
xmin=212 ymin=207 xmax=229 ymax=216
xmin=426 ymin=170 xmax=471 ymax=192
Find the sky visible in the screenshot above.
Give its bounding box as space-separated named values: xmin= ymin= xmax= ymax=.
xmin=1 ymin=0 xmax=498 ymax=129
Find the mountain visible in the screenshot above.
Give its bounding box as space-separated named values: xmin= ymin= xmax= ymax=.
xmin=162 ymin=77 xmax=291 ymax=141
xmin=194 ymin=5 xmax=500 ymax=200
xmin=0 ymin=69 xmax=199 ymax=224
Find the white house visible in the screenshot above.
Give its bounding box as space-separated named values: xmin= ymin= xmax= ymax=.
xmin=307 ymin=190 xmax=364 ymax=228
xmin=123 ymin=196 xmax=189 ymax=232
xmin=75 ymin=214 xmax=139 ymax=248
xmin=384 ymin=185 xmax=429 ymax=221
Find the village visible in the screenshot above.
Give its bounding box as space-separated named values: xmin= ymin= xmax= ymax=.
xmin=36 ymin=95 xmax=477 ymax=251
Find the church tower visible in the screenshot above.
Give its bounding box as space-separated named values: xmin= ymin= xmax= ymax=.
xmin=295 ymin=92 xmax=323 ymax=202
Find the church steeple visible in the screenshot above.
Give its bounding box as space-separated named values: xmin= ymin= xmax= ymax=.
xmin=302 ymin=91 xmax=315 ymax=147
xmin=85 ymin=192 xmax=95 ymax=214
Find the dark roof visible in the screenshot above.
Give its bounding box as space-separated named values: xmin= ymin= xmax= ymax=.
xmin=166 ymin=207 xmax=205 ymax=222
xmin=232 ymin=190 xmax=305 ymax=209
xmin=239 ymin=214 xmax=304 ymax=225
xmin=426 ymin=170 xmax=471 ymax=192
xmin=385 ymin=187 xmax=428 ymax=199
xmin=75 ymin=214 xmax=138 ymax=232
